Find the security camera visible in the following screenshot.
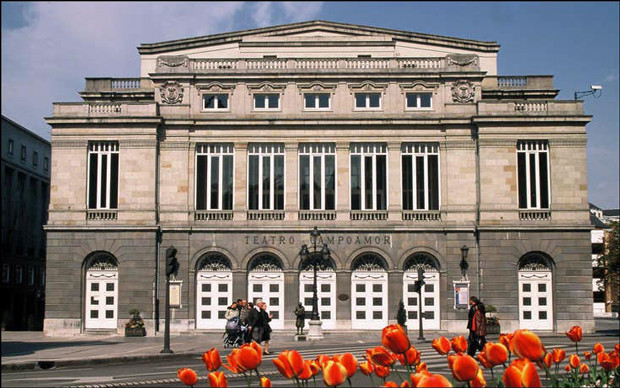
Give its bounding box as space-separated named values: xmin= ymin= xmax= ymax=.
xmin=591 ymin=85 xmax=603 ymax=90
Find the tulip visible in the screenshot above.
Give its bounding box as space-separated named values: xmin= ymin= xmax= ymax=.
xmin=615 ymin=343 xmax=619 ymax=355
xmin=375 ymin=365 xmax=391 ymax=378
xmin=308 ymin=360 xmax=320 ymax=376
xmin=511 ymin=330 xmax=546 ymax=361
xmin=416 ymin=362 xmax=428 ymax=373
xmin=382 ymin=324 xmax=411 ymax=354
xmin=451 ymin=353 xmax=479 ymax=382
xmin=236 ymin=342 xmax=263 ymax=371
xmin=223 ymin=348 xmax=244 ymax=373
xmin=366 ymin=346 xmax=397 ymax=367
xmin=273 ymin=350 xmax=304 ymax=378
xmin=543 ymin=353 xmax=553 ymax=369
xmin=564 ymin=364 xmax=571 ymax=372
xmin=323 ymin=360 xmax=348 ymax=387
xmin=333 ymin=353 xmax=358 ymax=379
xmin=208 ymin=371 xmax=227 ymax=387
xmin=383 ymin=381 xmax=398 ymax=387
xmin=502 ymin=358 xmax=541 ymax=388
xmin=593 ymin=343 xmax=605 ymax=354
xmin=552 ymin=348 xmax=566 ymax=364
xmin=499 ymin=333 xmax=515 ymax=355
xmin=579 ymin=363 xmax=590 ymax=374
xmin=584 ymin=351 xmax=592 ymax=360
xmin=202 ymin=348 xmax=222 ymax=372
xmin=359 ymin=361 xmax=374 ymax=375
xmin=569 ymin=354 xmax=580 ymax=369
xmin=598 ymin=351 xmax=620 ymax=371
xmin=484 ymin=343 xmax=509 ymax=366
xmin=477 ymin=352 xmax=492 ymax=369
xmin=316 ymin=354 xmax=331 ymax=369
xmin=447 ymin=354 xmax=456 ymax=370
xmin=411 ymin=369 xmax=431 ymax=387
xmin=565 ymin=325 xmax=582 ymax=343
xmin=471 ymin=367 xmax=487 ymax=388
xmin=298 ymin=360 xmax=314 ymax=381
xmin=416 ymin=374 xmax=453 ymax=387
xmin=178 ymin=367 xmax=198 ymax=387
xmin=260 ymin=376 xmax=272 ymax=387
xmin=432 ymin=336 xmax=452 ymax=355
xmin=397 ymin=346 xmax=421 ymax=367
xmin=451 ymin=335 xmax=468 ymax=354
xmin=400 ymin=381 xmax=411 ymax=387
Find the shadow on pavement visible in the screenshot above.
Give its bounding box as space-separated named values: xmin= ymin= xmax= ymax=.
xmin=1 ymin=341 xmax=123 ymax=357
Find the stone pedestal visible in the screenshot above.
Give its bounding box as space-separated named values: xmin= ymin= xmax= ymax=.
xmin=294 ymin=334 xmax=307 ymax=341
xmin=307 ymin=320 xmax=324 ymax=340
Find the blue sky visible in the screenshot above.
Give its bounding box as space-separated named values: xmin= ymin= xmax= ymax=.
xmin=2 ymin=2 xmax=618 ymax=208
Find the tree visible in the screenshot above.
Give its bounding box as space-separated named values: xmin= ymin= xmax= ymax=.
xmin=596 ymin=221 xmax=620 ymax=312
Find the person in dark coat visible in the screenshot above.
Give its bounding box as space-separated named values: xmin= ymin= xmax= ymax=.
xmin=467 ymin=296 xmax=487 ymax=356
xmin=260 ymin=302 xmax=273 ymax=354
xmin=248 ymin=299 xmax=266 ymax=346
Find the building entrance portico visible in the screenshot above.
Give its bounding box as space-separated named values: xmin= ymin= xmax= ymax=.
xmin=247 ymin=254 xmax=285 ymax=329
xmin=351 ymin=254 xmax=388 ymax=330
xmin=195 ymin=253 xmax=233 ymax=329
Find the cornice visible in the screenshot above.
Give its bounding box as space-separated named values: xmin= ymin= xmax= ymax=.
xmin=50 ymin=139 xmax=88 ymax=149
xmin=118 ymin=139 xmax=158 ymax=149
xmin=160 ymin=141 xmax=191 ymax=150
xmin=549 ymin=138 xmax=587 ymax=147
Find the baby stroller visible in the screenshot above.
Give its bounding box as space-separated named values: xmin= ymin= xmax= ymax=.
xmin=223 ymin=316 xmax=243 ymax=348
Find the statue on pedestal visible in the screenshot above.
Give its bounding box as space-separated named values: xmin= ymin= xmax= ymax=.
xmin=294 ymin=303 xmax=305 ymax=335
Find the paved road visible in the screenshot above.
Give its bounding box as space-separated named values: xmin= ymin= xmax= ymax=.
xmin=3 ymin=334 xmax=618 ymax=387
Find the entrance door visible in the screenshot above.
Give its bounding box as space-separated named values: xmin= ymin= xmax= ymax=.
xmin=299 ymin=271 xmax=336 ymax=330
xmin=248 ymin=271 xmax=284 ymax=329
xmin=196 ymin=271 xmax=232 ymax=329
xmin=85 ymin=269 xmax=118 ymax=329
xmin=519 ymin=271 xmax=553 ymax=330
xmin=351 ymin=271 xmax=388 ymax=329
xmin=403 ymin=270 xmax=440 ymax=330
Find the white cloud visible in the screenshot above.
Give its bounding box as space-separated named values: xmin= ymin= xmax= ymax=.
xmin=604 ymin=73 xmax=618 ymax=83
xmin=1 ymin=2 xmax=323 ymax=138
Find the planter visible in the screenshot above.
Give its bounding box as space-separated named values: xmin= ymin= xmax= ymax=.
xmin=125 ymin=327 xmax=146 ymax=337
xmin=486 ymin=323 xmax=501 ymax=334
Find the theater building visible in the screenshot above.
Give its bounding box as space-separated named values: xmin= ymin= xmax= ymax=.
xmin=44 ymin=20 xmax=594 ymax=336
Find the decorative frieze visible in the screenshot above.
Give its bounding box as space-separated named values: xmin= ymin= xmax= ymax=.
xmin=347 ymin=80 xmax=389 ymax=93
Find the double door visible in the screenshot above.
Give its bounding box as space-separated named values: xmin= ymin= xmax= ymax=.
xmin=299 ymin=271 xmax=336 ymax=329
xmin=519 ymin=271 xmax=553 ymax=330
xmin=351 ymin=271 xmax=388 ymax=329
xmin=196 ymin=271 xmax=232 ymax=329
xmin=403 ymin=271 xmax=440 ymax=330
xmin=248 ymin=271 xmax=284 ymax=329
xmin=85 ymin=270 xmax=118 ymax=329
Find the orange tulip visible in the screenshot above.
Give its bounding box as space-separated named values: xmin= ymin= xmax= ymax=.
xmin=397 ymin=346 xmax=421 ymax=366
xmin=569 ymin=354 xmax=580 ymax=369
xmin=552 ymin=348 xmax=566 ymax=364
xmin=593 ymin=343 xmax=605 ymax=354
xmin=400 ymin=381 xmax=411 ymax=387
xmin=416 ymin=362 xmax=428 ymax=373
xmin=178 ymin=367 xmax=198 ymax=387
xmin=511 ymin=330 xmax=546 ymax=361
xmin=359 ymin=361 xmax=374 ymax=375
xmin=416 ymin=374 xmax=453 ymax=387
xmin=484 ymin=343 xmax=509 ymax=366
xmin=564 ymin=364 xmax=571 ymax=372
xmin=599 ymin=351 xmax=620 ymax=371
xmin=382 ymin=324 xmax=411 ymax=354
xmin=298 ymin=360 xmax=314 ymax=381
xmin=323 ymin=360 xmax=348 ymax=387
xmin=565 ymin=326 xmax=582 ymax=343
xmin=316 ymin=354 xmax=331 ymax=369
xmin=375 ymin=365 xmax=391 ymax=378
xmin=236 ymin=342 xmax=262 ymax=371
xmin=451 ymin=335 xmax=468 ymax=354
xmin=471 ymin=367 xmax=487 ymax=388
xmin=223 ymin=348 xmax=244 ymax=373
xmin=208 ymin=371 xmax=227 ymax=387
xmin=383 ymin=382 xmax=398 ymax=387
xmin=543 ymin=353 xmax=553 ymax=369
xmin=579 ymin=363 xmax=590 ymax=374
xmin=273 ymin=350 xmax=304 ymax=378
xmin=432 ymin=337 xmax=452 ymax=355
xmin=451 ymin=353 xmax=479 ymax=382
xmin=202 ymin=348 xmax=222 ymax=372
xmin=584 ymin=351 xmax=592 ymax=360
xmin=333 ymin=353 xmax=358 ymax=379
xmin=260 ymin=376 xmax=272 ymax=387
xmin=502 ymin=358 xmax=541 ymax=388
xmin=309 ymin=360 xmax=320 ymax=376
xmin=477 ymin=352 xmax=492 ymax=369
xmin=500 ymin=333 xmax=515 ymax=354
xmin=366 ymin=346 xmax=397 ymax=367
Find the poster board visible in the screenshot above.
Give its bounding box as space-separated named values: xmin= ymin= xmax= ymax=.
xmin=170 ymin=280 xmax=183 ymax=308
xmin=453 ymin=281 xmax=470 ymax=309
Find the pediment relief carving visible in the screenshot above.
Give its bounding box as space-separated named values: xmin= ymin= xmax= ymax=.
xmin=297 ymin=81 xmax=338 ymax=94
xmin=196 ymin=81 xmax=236 ymax=93
xmin=348 ymin=80 xmax=388 ymax=94
xmin=399 ymin=81 xmax=440 ymax=94
xmin=246 ymin=81 xmax=287 ymax=94
xmin=446 ymin=54 xmax=479 ymax=68
xmin=157 ymin=55 xmax=189 ymax=69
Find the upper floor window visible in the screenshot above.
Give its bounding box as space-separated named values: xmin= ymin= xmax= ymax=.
xmin=406 ymin=93 xmax=432 ymax=109
xmin=402 ymin=143 xmax=440 ymax=211
xmin=15 ymin=264 xmax=23 ymax=284
xmin=8 ymin=139 xmax=14 ymax=156
xmin=196 ymin=144 xmax=234 ymax=211
xmin=88 ymin=141 xmax=119 ymax=210
xmin=351 ymin=143 xmax=387 ymax=211
xmin=517 ymin=141 xmax=550 ymax=209
xmin=28 ymin=266 xmax=35 ymax=286
xmin=21 ymin=145 xmax=27 ymax=161
xmin=43 ymin=157 xmax=49 ymax=172
xmin=254 ymin=94 xmax=280 ymax=110
xmin=304 ymin=94 xmax=330 ymax=110
xmin=2 ymin=264 xmax=9 ymax=283
xmin=248 ymin=144 xmax=284 ymax=210
xmin=33 ymin=151 xmax=39 ymax=167
xmin=299 ymin=144 xmax=336 ymax=211
xmin=355 ymin=93 xmax=381 ymax=109
xmin=203 ymin=94 xmax=229 ymax=110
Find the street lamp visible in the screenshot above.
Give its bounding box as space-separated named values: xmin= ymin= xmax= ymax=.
xmin=574 ymin=85 xmax=603 ymax=100
xmin=299 ymin=226 xmax=331 ymax=340
xmin=460 ymin=245 xmax=469 ymax=280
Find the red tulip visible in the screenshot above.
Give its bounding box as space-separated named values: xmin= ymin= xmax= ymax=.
xmin=308 ymin=360 xmax=320 ymax=376
xmin=260 ymin=376 xmax=272 ymax=387
xmin=400 ymin=381 xmax=411 ymax=387
xmin=471 ymin=367 xmax=487 ymax=388
xmin=316 ymin=354 xmax=331 ymax=369
xmin=383 ymin=381 xmax=398 ymax=387
xmin=208 ymin=371 xmax=227 ymax=387
xmin=416 ymin=373 xmax=453 ymax=387
xmin=178 ymin=367 xmax=198 ymax=387
xmin=569 ymin=354 xmax=580 ymax=369
xmin=598 ymin=351 xmax=620 ymax=371
xmin=273 ymin=350 xmax=304 ymax=378
xmin=397 ymin=346 xmax=421 ymax=366
xmin=223 ymin=348 xmax=243 ymax=373
xmin=511 ymin=330 xmax=546 ymax=361
xmin=584 ymin=351 xmax=592 ymax=360
xmin=333 ymin=353 xmax=358 ymax=379
xmin=451 ymin=335 xmax=468 ymax=354
xmin=450 ymin=353 xmax=479 ymax=382
xmin=236 ymin=342 xmax=262 ymax=371
xmin=416 ymin=362 xmax=428 ymax=373
xmin=543 ymin=353 xmax=553 ymax=369
xmin=298 ymin=360 xmax=314 ymax=381
xmin=579 ymin=363 xmax=590 ymax=374
xmin=202 ymin=348 xmax=222 ymax=372
xmin=564 ymin=364 xmax=571 ymax=372
xmin=432 ymin=337 xmax=452 ymax=355
xmin=484 ymin=343 xmax=508 ymax=366
xmin=359 ymin=361 xmax=374 ymax=375
xmin=382 ymin=324 xmax=411 ymax=354
xmin=411 ymin=369 xmax=431 ymax=387
xmin=552 ymin=348 xmax=566 ymax=364
xmin=499 ymin=333 xmax=514 ymax=353
xmin=375 ymin=365 xmax=391 ymax=378
xmin=477 ymin=352 xmax=492 ymax=369
xmin=565 ymin=326 xmax=582 ymax=343
xmin=366 ymin=346 xmax=397 ymax=367
xmin=502 ymin=358 xmax=541 ymax=388
xmin=323 ymin=360 xmax=348 ymax=387
xmin=593 ymin=343 xmax=605 ymax=354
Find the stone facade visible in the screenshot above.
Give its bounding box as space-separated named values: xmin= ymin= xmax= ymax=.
xmin=44 ymin=21 xmax=593 ymax=336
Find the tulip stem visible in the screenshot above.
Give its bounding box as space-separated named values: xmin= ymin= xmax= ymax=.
xmin=392 ymin=365 xmax=405 ymax=384
xmin=368 ymin=374 xmax=376 ymax=388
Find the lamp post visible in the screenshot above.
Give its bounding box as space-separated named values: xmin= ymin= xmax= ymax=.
xmin=460 ymin=245 xmax=469 ymax=280
xmin=415 ymin=266 xmax=426 ymax=340
xmin=161 ymin=245 xmax=178 ymax=354
xmin=574 ymin=85 xmax=603 ymax=100
xmin=299 ymin=226 xmax=331 ymax=340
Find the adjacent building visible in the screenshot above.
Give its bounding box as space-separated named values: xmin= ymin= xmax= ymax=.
xmin=1 ymin=115 xmax=50 ymax=330
xmin=44 ymin=21 xmax=594 ymax=336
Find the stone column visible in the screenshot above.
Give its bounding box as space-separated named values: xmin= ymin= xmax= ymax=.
xmin=335 ymin=270 xmax=352 ymax=330
xmin=387 ymin=142 xmax=401 ymax=221
xmin=234 ymin=143 xmax=248 ymax=221
xmin=336 ymin=142 xmax=349 ymax=221
xmin=285 ymin=143 xmax=298 ymax=221
xmin=233 ymin=270 xmax=248 ymax=303
xmin=284 ymin=270 xmax=299 ymax=330
xmin=388 ymin=270 xmax=403 ymax=325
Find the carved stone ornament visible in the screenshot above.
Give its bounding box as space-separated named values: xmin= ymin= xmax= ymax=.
xmin=451 ymin=80 xmax=475 ymax=103
xmin=446 ymin=54 xmax=479 ymax=68
xmin=348 ymin=80 xmax=388 ymax=93
xmin=157 ymin=55 xmax=189 ymax=68
xmin=160 ymin=81 xmax=184 ymax=104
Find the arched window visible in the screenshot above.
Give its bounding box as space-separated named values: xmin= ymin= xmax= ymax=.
xmin=84 ymin=252 xmax=118 ymax=330
xmin=351 ymin=253 xmax=387 ymax=272
xmin=196 ymin=252 xmax=233 ymax=329
xmin=403 ymin=253 xmax=440 ymax=272
xmin=403 ymin=252 xmax=441 ymax=330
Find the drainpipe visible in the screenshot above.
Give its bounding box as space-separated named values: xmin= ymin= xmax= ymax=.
xmin=473 ymin=126 xmax=481 ymax=299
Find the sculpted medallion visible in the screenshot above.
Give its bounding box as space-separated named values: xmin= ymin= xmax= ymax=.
xmin=160 ymin=81 xmax=184 ymax=104
xmin=451 ymin=80 xmax=475 ymax=103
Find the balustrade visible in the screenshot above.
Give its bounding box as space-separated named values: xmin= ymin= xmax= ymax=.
xmin=87 ymin=210 xmax=118 ymax=221
xmin=298 ymin=211 xmax=337 ymax=221
xmin=515 ymin=102 xmax=548 ymax=112
xmin=350 ymin=211 xmax=388 ymax=221
xmin=195 ymin=211 xmax=233 ymax=221
xmin=89 ymin=103 xmax=122 ymax=115
xmin=519 ymin=210 xmax=551 ymax=221
xmin=247 ymin=211 xmax=285 ymax=221
xmin=402 ymin=211 xmax=442 ymax=221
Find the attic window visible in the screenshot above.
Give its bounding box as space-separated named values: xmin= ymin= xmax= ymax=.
xmin=357 ymin=55 xmax=371 ymax=58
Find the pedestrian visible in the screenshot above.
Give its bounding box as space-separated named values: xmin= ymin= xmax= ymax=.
xmin=260 ymin=302 xmax=273 ymax=354
xmin=474 ymin=300 xmax=487 ymax=351
xmin=224 ymin=301 xmax=239 ymax=321
xmin=248 ymin=299 xmax=266 ymax=347
xmin=466 ymin=296 xmax=487 ymax=356
xmin=237 ymin=299 xmax=250 ymax=343
xmin=294 ymin=303 xmax=305 ymax=335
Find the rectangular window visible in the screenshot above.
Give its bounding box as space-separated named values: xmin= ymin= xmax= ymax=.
xmin=43 ymin=157 xmax=49 ymax=172
xmin=87 ymin=141 xmax=119 ymax=209
xmin=248 ymin=144 xmax=285 ymax=210
xmin=2 ymin=264 xmax=9 ymax=283
xmin=195 ymin=144 xmax=234 ymax=210
xmin=15 ymin=265 xmax=23 ymax=284
xmin=202 ymin=94 xmax=229 ymax=110
xmin=517 ymin=141 xmax=550 ymax=209
xmin=299 ymin=144 xmax=336 ymax=210
xmin=355 ymin=93 xmax=381 ymax=109
xmin=21 ymin=145 xmax=27 ymax=161
xmin=350 ymin=144 xmax=387 ymax=210
xmin=406 ymin=93 xmax=433 ymax=109
xmin=304 ymin=94 xmax=330 ymax=110
xmin=402 ymin=144 xmax=440 ymax=210
xmin=8 ymin=139 xmax=14 ymax=156
xmin=28 ymin=266 xmax=35 ymax=286
xmin=254 ymin=94 xmax=280 ymax=110
xmin=33 ymin=151 xmax=38 ymax=167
